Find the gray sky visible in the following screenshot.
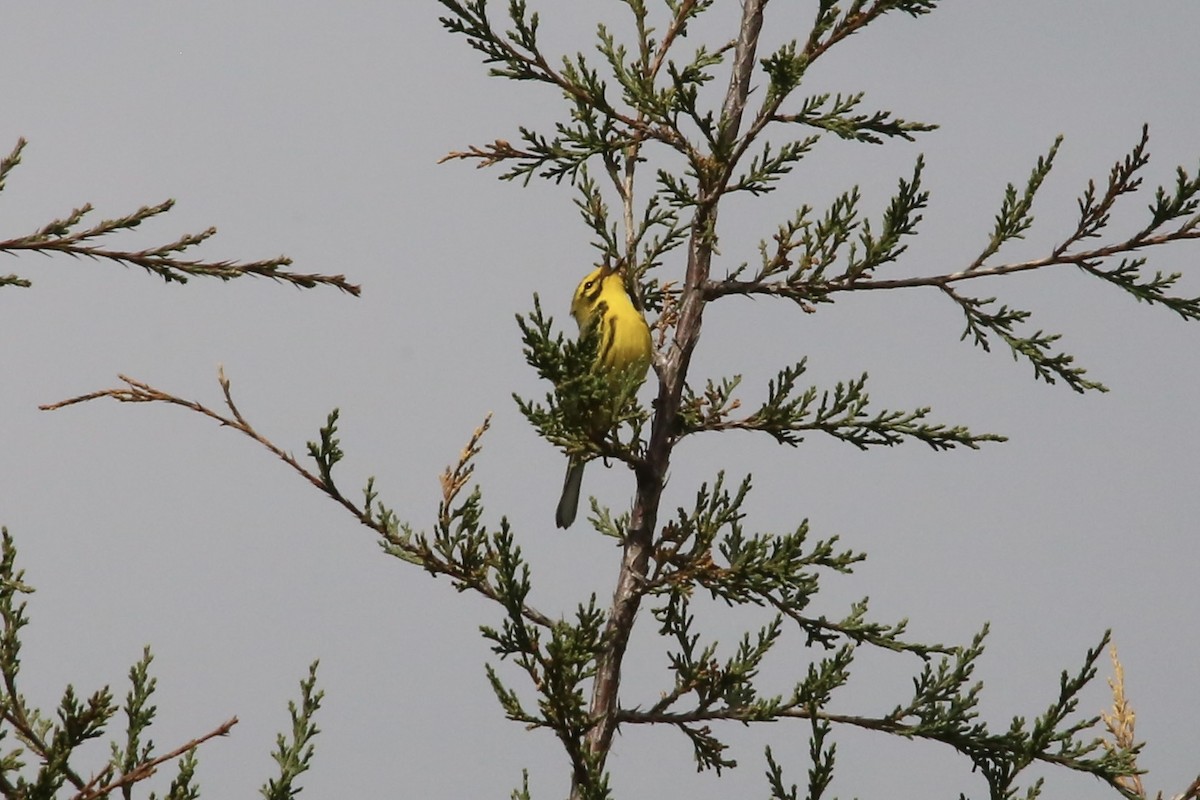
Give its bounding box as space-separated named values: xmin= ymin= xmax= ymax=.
xmin=3 ymin=2 xmax=1198 ymax=797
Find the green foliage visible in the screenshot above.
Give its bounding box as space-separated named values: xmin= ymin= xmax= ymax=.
xmin=261 ymin=662 xmax=323 ymax=800
xmin=715 ymin=156 xmax=929 ymax=293
xmin=679 ymin=359 xmax=1007 ymax=449
xmin=154 ymin=751 xmax=200 ymax=800
xmin=513 ymin=296 xmax=650 ymax=464
xmin=778 ymin=91 xmax=939 ymax=144
xmin=307 ymin=410 xmax=347 ymax=489
xmin=114 ymin=648 xmax=158 ymax=789
xmin=973 ymin=137 xmax=1063 ymax=268
xmin=948 ymin=290 xmax=1108 ymax=393
xmin=0 ymin=528 xmax=323 ymax=799
xmin=509 ymin=768 xmax=533 ymax=800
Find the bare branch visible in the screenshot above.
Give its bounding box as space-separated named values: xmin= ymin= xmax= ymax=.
xmin=716 ymin=0 xmax=766 ymax=154
xmin=40 ymin=372 xmax=555 ymax=631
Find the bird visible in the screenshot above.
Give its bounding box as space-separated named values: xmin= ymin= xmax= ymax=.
xmin=555 ymin=264 xmax=653 ymax=529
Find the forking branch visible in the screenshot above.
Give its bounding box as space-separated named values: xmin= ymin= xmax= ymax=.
xmin=41 ymin=371 xmax=555 ymax=632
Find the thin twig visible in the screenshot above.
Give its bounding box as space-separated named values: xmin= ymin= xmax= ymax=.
xmin=0 ymin=231 xmax=360 ymax=296
xmin=72 ymin=717 xmax=237 ymax=800
xmin=41 ymin=371 xmax=338 ymax=504
xmin=705 ymin=225 xmax=1200 ymax=299
xmin=1176 ymin=775 xmax=1200 ymax=800
xmin=616 ymin=704 xmax=1101 ymax=772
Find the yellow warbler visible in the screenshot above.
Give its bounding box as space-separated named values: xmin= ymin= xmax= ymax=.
xmin=555 ymin=265 xmax=653 ymax=529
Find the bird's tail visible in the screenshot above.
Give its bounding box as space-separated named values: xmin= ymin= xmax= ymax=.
xmin=555 ymin=458 xmax=587 ymax=529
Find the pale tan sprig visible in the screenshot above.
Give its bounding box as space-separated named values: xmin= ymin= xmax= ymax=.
xmin=1101 ymin=644 xmax=1146 ymax=797
xmin=439 ymin=414 xmax=492 ymax=524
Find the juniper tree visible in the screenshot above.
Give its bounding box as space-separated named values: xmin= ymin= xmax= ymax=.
xmin=21 ymin=2 xmax=1200 ymax=799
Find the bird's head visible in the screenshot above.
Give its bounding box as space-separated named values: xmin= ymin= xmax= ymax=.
xmin=570 ymin=264 xmax=617 ymax=329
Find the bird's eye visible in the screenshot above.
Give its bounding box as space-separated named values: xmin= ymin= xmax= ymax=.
xmin=583 ymin=280 xmax=595 ymax=291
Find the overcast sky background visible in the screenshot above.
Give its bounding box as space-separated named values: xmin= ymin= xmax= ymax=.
xmin=2 ymin=2 xmax=1198 ymax=798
